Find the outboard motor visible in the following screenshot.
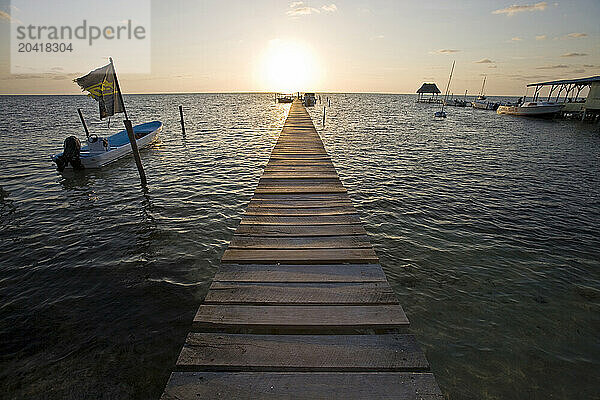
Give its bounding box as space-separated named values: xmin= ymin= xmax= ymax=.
xmin=55 ymin=136 xmax=84 ymax=172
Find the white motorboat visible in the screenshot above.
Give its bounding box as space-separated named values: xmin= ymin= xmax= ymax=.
xmin=52 ymin=58 xmax=162 ymax=172
xmin=497 ymin=101 xmax=563 ymax=117
xmin=52 ymin=121 xmax=162 ymax=169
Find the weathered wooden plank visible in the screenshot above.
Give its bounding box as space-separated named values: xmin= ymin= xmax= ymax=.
xmin=222 ymin=248 xmax=378 ymax=264
xmin=244 ymin=206 xmax=357 ymax=215
xmin=213 ymin=264 xmax=386 ymax=282
xmin=254 ymin=187 xmax=348 ymax=194
xmin=228 ymin=235 xmax=373 ymax=249
xmin=176 ymin=333 xmax=429 ymax=372
xmin=251 ymin=193 xmax=351 ymax=201
xmin=235 ymin=224 xmax=368 ymax=237
xmin=204 ymin=282 xmax=394 ymax=304
xmin=162 ymin=372 xmax=443 ymax=400
xmin=193 ymin=304 xmax=409 ymax=330
xmin=247 ymin=200 xmax=353 ymax=208
xmin=239 ymin=215 xmax=361 ymax=225
xmin=261 ymin=174 xmax=340 ymax=179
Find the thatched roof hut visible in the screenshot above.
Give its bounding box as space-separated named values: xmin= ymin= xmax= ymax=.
xmin=416 ymin=83 xmax=441 ymax=94
xmin=416 ymin=83 xmax=441 ymax=103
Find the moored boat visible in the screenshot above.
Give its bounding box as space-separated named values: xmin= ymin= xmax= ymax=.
xmin=52 ymin=121 xmax=162 ymax=169
xmin=276 ymin=93 xmax=294 ymax=103
xmin=52 ymin=58 xmax=162 ymax=172
xmin=497 ymin=101 xmax=563 ymax=117
xmin=303 ymin=92 xmax=316 ymax=107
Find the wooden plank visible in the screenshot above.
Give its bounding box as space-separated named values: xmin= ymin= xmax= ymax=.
xmin=254 ymin=187 xmax=347 ymax=194
xmin=228 ymin=235 xmax=373 ymax=249
xmin=244 ymin=206 xmax=357 ymax=215
xmin=247 ymin=200 xmax=353 ymax=208
xmin=235 ymin=224 xmax=368 ymax=237
xmin=239 ymin=215 xmax=361 ymax=225
xmin=162 ymin=372 xmax=443 ymax=400
xmin=213 ymin=264 xmax=386 ymax=282
xmin=176 ymin=333 xmax=429 ymax=372
xmin=193 ymin=305 xmax=409 ymax=330
xmin=204 ymin=282 xmax=394 ymax=304
xmin=261 ymin=174 xmax=340 ymax=179
xmin=221 ymin=248 xmax=378 ymax=264
xmin=251 ymin=193 xmax=351 ymax=201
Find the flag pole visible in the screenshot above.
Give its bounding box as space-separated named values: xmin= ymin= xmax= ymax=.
xmin=110 ymin=57 xmax=128 ymax=121
xmin=110 ymin=57 xmax=147 ymax=187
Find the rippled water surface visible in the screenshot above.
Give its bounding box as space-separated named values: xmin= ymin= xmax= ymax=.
xmin=1 ymin=94 xmax=599 ymax=399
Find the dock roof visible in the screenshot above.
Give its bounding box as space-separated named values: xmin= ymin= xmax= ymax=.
xmin=416 ymin=83 xmax=441 ymax=93
xmin=527 ymin=75 xmax=600 ymax=87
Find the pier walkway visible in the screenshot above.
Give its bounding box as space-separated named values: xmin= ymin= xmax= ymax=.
xmin=162 ymin=99 xmax=442 ymax=399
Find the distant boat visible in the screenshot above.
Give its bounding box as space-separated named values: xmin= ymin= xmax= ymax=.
xmin=472 ymin=77 xmax=500 ymax=110
xmin=303 ymin=92 xmax=316 ymax=107
xmin=277 ymin=93 xmax=294 ymax=103
xmin=497 ymin=101 xmax=563 ymax=117
xmin=52 ymin=121 xmax=162 ymax=169
xmin=435 ymin=61 xmax=455 ymax=118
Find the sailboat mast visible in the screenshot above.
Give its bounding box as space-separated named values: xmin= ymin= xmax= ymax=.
xmin=441 ymin=61 xmax=455 ymax=113
xmin=479 ymin=76 xmax=486 ymax=96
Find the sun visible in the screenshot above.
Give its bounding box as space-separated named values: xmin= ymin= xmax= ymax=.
xmin=258 ymin=39 xmax=320 ymax=93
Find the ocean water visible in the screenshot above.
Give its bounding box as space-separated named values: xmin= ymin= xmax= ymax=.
xmin=0 ymin=93 xmax=598 ymax=399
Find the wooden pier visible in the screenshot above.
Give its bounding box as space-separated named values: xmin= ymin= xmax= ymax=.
xmin=162 ymin=99 xmax=442 ymax=399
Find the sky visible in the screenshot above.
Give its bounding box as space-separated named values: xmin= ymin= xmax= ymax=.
xmin=0 ymin=0 xmax=598 ymax=95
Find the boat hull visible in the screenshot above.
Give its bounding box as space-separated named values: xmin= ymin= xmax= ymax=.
xmin=52 ymin=121 xmax=162 ymax=169
xmin=497 ymin=104 xmax=563 ymax=116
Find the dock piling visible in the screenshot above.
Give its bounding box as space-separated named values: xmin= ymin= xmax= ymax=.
xmin=179 ymin=105 xmax=186 ymax=136
xmin=123 ymin=119 xmax=147 ymax=187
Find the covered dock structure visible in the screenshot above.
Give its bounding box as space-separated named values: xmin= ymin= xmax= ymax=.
xmin=416 ymin=83 xmax=442 ymax=103
xmin=526 ymin=75 xmax=600 ymax=120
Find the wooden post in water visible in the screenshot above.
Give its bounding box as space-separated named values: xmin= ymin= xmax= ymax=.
xmin=179 ymin=105 xmax=186 ymax=136
xmin=328 ymin=98 xmax=331 ymax=107
xmin=77 ymin=108 xmax=90 ymax=139
xmin=322 ymin=106 xmax=326 ymax=127
xmin=124 ymin=120 xmax=147 ymax=187
xmin=110 ymin=57 xmax=147 ymax=187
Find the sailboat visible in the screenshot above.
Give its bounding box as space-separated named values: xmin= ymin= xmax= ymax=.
xmin=51 ymin=58 xmax=162 ymax=171
xmin=435 ymin=61 xmax=455 ymax=118
xmin=472 ymin=77 xmax=499 ymax=110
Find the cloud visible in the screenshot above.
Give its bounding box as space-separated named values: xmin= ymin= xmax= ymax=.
xmin=536 ymin=35 xmax=547 ymax=40
xmin=511 ymin=37 xmax=523 ymax=41
xmin=566 ymin=32 xmax=587 ymax=38
xmin=475 ymin=58 xmax=494 ymax=63
xmin=492 ymin=2 xmax=547 ymax=16
xmin=583 ymin=64 xmax=598 ymax=68
xmin=287 ymin=6 xmax=320 ymax=16
xmin=571 ymin=69 xmax=585 ymax=73
xmin=436 ymin=49 xmax=460 ymax=54
xmin=561 ymin=52 xmax=587 ymax=57
xmin=0 ymin=9 xmax=19 ymax=23
xmin=290 ymin=1 xmax=304 ymax=7
xmin=488 ymin=65 xmax=498 ymax=69
xmin=536 ymin=64 xmax=569 ymax=69
xmin=321 ymin=4 xmax=337 ymax=13
xmin=371 ymin=35 xmax=384 ymax=40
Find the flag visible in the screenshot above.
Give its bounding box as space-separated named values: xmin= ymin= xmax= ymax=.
xmin=74 ymin=62 xmax=124 ymax=119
